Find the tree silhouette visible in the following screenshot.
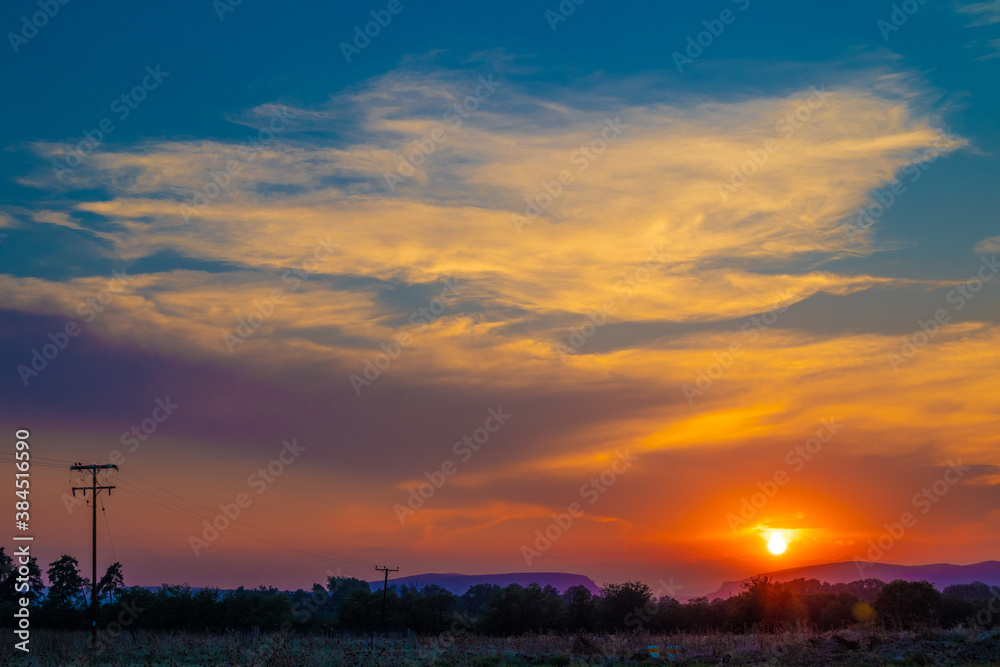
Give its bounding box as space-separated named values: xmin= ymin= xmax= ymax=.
xmin=0 ymin=547 xmax=14 ymax=603
xmin=874 ymin=579 xmax=942 ymax=629
xmin=598 ymin=580 xmax=652 ymax=631
xmin=460 ymin=583 xmax=500 ymax=617
xmin=97 ymin=562 xmax=125 ymax=605
xmin=562 ymin=585 xmax=595 ymax=631
xmin=45 ymin=555 xmax=86 ymax=610
xmin=21 ymin=553 xmax=997 ymax=637
xmin=943 ymin=581 xmax=993 ymax=601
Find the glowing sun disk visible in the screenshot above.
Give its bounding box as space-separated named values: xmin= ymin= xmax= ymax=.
xmin=768 ymin=531 xmax=787 ymax=555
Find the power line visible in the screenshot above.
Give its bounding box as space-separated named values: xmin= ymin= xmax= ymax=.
xmin=70 ymin=462 xmax=117 ymax=648
xmin=111 ymin=478 xmax=376 ymax=568
xmin=1 ymin=451 xmax=380 ymax=569
xmin=116 ymin=484 xmax=373 ymax=567
xmin=0 ymin=452 xmax=75 ymax=465
xmin=101 ymin=497 xmax=117 ymax=563
xmin=0 ymin=456 xmax=67 ymax=469
xmin=119 ymin=470 xmax=376 ymax=567
xmin=376 ymin=565 xmax=400 ymax=634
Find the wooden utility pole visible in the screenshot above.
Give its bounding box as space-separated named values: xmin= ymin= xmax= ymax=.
xmin=70 ymin=463 xmax=117 ymax=648
xmin=375 ymin=565 xmax=398 ymax=634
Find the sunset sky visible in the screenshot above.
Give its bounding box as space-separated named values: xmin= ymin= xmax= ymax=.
xmin=1 ymin=0 xmax=999 ymax=597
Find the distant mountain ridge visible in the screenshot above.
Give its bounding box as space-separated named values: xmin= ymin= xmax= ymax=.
xmin=707 ymin=560 xmax=1000 ymax=599
xmin=369 ymin=571 xmax=602 ymax=595
xmin=131 ymin=562 xmax=1000 ymax=599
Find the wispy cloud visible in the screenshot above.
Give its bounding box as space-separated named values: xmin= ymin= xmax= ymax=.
xmin=975 ymin=37 xmax=1000 ymax=59
xmin=975 ymin=234 xmax=1000 ymax=253
xmin=958 ymin=0 xmax=1000 ymax=25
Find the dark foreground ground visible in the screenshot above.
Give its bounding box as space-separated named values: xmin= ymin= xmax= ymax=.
xmin=2 ymin=628 xmax=999 ymax=666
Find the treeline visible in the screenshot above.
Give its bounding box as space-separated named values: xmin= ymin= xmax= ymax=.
xmin=3 ymin=550 xmax=1000 ymax=635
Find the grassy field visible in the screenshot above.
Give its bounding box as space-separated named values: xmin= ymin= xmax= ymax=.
xmin=2 ymin=628 xmax=999 ymax=666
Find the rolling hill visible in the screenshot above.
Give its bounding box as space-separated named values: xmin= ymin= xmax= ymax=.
xmin=706 ymin=560 xmax=1000 ymax=599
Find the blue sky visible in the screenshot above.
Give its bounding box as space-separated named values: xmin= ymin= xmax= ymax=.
xmin=2 ymin=1 xmax=999 ymax=282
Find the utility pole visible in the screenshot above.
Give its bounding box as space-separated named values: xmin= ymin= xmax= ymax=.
xmin=375 ymin=565 xmax=398 ymax=634
xmin=70 ymin=463 xmax=117 ymax=648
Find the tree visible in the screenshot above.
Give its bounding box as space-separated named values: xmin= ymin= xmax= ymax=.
xmin=728 ymin=576 xmax=808 ymax=630
xmin=941 ymin=582 xmax=993 ymax=628
xmin=113 ymin=586 xmax=155 ymax=629
xmin=97 ymin=562 xmax=125 ymax=605
xmin=943 ymin=582 xmax=993 ymax=601
xmin=45 ymin=555 xmax=86 ymax=609
xmin=539 ymin=585 xmax=563 ymax=629
xmin=520 ymin=583 xmax=546 ymax=631
xmin=651 ymin=595 xmax=683 ymax=632
xmin=155 ymin=584 xmax=195 ymax=629
xmin=844 ymin=578 xmax=886 ymax=602
xmin=339 ymin=587 xmax=378 ymax=630
xmin=815 ymin=594 xmax=855 ymax=630
xmin=481 ymin=584 xmax=527 ymax=634
xmin=192 ymin=588 xmax=222 ymax=629
xmin=731 ymin=575 xmax=771 ymax=630
xmin=21 ymin=556 xmax=44 ymax=605
xmin=562 ymin=585 xmax=595 ymax=631
xmin=0 ymin=547 xmax=14 ymax=603
xmin=460 ymin=583 xmax=499 ymax=618
xmin=874 ymin=580 xmax=942 ymax=629
xmin=326 ymin=576 xmax=371 ymax=617
xmin=598 ymin=581 xmax=652 ymax=631
xmin=420 ymin=584 xmax=457 ymax=633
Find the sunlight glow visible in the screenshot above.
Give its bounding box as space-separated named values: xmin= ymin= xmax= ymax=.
xmin=768 ymin=531 xmax=787 ymax=555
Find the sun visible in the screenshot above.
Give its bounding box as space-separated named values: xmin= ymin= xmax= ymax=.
xmin=767 ymin=531 xmax=787 ymax=555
